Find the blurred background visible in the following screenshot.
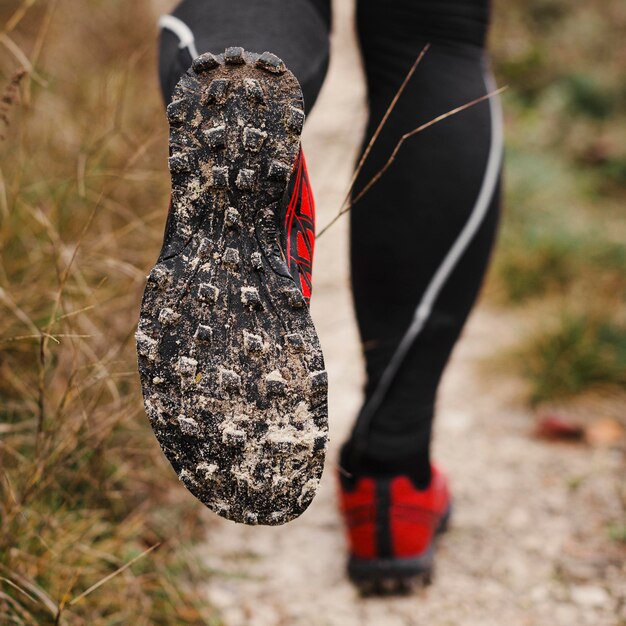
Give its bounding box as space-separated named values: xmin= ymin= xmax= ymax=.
xmin=0 ymin=0 xmax=624 ymax=624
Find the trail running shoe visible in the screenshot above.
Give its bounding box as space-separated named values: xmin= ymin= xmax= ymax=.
xmin=136 ymin=48 xmax=327 ymax=526
xmin=338 ymin=464 xmax=451 ymax=593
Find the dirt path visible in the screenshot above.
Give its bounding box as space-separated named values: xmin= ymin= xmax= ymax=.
xmin=198 ymin=2 xmax=624 ymax=623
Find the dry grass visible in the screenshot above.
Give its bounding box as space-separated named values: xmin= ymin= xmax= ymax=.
xmin=1 ymin=1 xmax=218 ymax=624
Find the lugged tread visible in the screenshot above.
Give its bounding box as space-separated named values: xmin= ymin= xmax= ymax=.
xmin=243 ymin=126 xmax=267 ymax=152
xmin=256 ymin=51 xmax=286 ymax=74
xmin=224 ymin=46 xmax=245 ymax=65
xmin=192 ymin=52 xmax=220 ymax=73
xmin=286 ymin=105 xmax=305 ymax=134
xmin=166 ymin=99 xmax=186 ymax=125
xmin=204 ymin=78 xmax=230 ymax=104
xmin=243 ymin=78 xmax=264 ymax=102
xmin=204 ymin=125 xmax=226 ymax=148
xmin=137 ymin=47 xmax=327 ymax=526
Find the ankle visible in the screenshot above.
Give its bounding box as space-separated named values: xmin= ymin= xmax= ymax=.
xmin=340 ymin=443 xmax=431 ymax=489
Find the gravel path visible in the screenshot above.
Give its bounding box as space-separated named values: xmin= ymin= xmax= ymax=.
xmin=198 ymin=2 xmax=624 ymax=623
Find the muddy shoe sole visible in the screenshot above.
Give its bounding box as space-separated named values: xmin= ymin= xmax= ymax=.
xmin=136 ymin=48 xmax=328 ymax=526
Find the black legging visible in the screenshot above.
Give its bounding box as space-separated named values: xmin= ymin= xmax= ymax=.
xmin=158 ymin=0 xmax=502 ymax=487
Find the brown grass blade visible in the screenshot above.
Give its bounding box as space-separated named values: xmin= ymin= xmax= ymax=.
xmin=68 ymin=543 xmax=161 ymax=607
xmin=340 ymin=44 xmax=430 ymax=210
xmin=317 ymin=86 xmax=507 ymax=238
xmin=1 ymin=571 xmax=57 ymax=615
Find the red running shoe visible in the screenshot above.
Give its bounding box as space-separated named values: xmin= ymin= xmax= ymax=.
xmin=338 ymin=464 xmax=451 ymax=591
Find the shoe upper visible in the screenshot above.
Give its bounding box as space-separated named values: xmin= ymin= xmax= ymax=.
xmin=338 ymin=465 xmax=451 ymax=560
xmin=279 ymin=149 xmax=315 ymax=303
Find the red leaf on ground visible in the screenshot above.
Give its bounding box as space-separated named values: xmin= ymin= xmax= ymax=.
xmin=534 ymin=413 xmax=585 ymax=442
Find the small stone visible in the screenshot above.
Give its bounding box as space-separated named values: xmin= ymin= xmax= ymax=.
xmin=251 ymin=252 xmax=263 ymax=270
xmin=570 ymin=585 xmax=611 ymax=608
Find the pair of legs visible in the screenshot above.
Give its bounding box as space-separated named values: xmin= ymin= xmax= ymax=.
xmin=157 ymin=0 xmax=502 ymax=488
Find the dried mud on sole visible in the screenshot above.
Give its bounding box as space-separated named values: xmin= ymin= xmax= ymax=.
xmin=136 ymin=48 xmax=328 ymax=526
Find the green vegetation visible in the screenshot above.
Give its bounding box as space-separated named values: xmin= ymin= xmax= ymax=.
xmin=517 ymin=315 xmax=626 ymax=404
xmin=489 ymin=0 xmax=626 ymax=404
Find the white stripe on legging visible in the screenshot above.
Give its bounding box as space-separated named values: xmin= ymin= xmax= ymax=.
xmin=159 ymin=14 xmax=200 ymax=61
xmin=354 ymin=69 xmax=504 ymax=444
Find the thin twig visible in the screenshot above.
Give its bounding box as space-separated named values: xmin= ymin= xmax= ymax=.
xmin=352 ymin=86 xmax=508 ymax=206
xmin=68 ymin=543 xmax=161 ymax=607
xmin=3 ymin=0 xmax=38 ymax=35
xmin=36 ymin=199 xmax=100 ymax=445
xmin=317 ymin=86 xmax=507 ymax=238
xmin=23 ymin=0 xmax=57 ymax=103
xmin=0 ymin=34 xmax=45 ymax=86
xmin=340 ymin=44 xmax=430 ymax=211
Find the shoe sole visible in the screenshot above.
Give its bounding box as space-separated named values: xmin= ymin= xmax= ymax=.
xmin=348 ymin=506 xmax=452 ymax=591
xmin=136 ymin=48 xmax=328 ymax=526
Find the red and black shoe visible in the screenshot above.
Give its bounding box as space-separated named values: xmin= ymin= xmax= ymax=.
xmin=137 ymin=48 xmax=327 ymax=526
xmin=338 ymin=464 xmax=452 ymax=591
xmin=280 ymin=148 xmax=316 ymax=303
